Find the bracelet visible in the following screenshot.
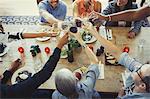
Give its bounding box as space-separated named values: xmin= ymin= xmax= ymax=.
xmin=108 ymin=15 xmax=112 ymax=21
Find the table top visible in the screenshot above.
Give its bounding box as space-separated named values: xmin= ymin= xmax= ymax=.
xmin=1 ymin=25 xmax=150 ymax=92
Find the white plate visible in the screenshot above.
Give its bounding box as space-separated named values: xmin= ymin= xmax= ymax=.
xmin=36 ymin=37 xmax=51 ymax=42
xmin=0 ymin=44 xmax=10 ymax=57
xmin=11 ymin=66 xmax=35 ymax=84
xmin=82 ymin=33 xmax=97 ymax=44
xmin=84 ymin=36 xmax=97 ymax=44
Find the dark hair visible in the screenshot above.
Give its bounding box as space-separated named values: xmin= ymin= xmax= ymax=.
xmin=115 ymin=0 xmax=133 ymax=12
xmin=143 ymin=76 xmax=150 ymax=92
xmin=140 ymin=0 xmax=145 ymax=7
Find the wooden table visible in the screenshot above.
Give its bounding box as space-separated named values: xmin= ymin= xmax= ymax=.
xmin=1 ymin=25 xmax=150 ymax=92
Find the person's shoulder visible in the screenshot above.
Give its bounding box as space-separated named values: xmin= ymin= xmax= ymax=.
xmin=38 ymin=0 xmax=49 ymax=6
xmin=52 ymin=90 xmax=60 ymax=97
xmin=59 ymin=1 xmax=67 ymax=7
xmin=52 ymin=90 xmax=67 ymax=99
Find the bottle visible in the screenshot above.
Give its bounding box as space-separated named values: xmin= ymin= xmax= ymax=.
xmin=67 ymin=43 xmax=74 ymax=63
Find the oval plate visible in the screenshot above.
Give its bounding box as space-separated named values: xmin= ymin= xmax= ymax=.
xmin=36 ymin=37 xmax=51 ymax=42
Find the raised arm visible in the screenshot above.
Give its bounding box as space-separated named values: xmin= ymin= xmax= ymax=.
xmin=84 ymin=25 xmax=142 ymax=71
xmin=83 ymin=24 xmax=121 ymax=61
xmin=1 ymin=33 xmax=69 ymax=98
xmin=39 ymin=9 xmax=59 ymax=24
xmin=90 ymin=4 xmax=150 ymax=21
xmin=69 ymin=27 xmax=98 ymax=64
xmin=110 ymin=5 xmax=150 ymax=21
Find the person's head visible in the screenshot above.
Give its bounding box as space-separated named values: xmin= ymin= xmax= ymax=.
xmin=84 ymin=0 xmax=94 ymax=11
xmin=117 ymin=0 xmax=128 ymax=7
xmin=132 ymin=64 xmax=150 ymax=93
xmin=116 ymin=0 xmax=133 ymax=10
xmin=55 ymin=68 xmax=77 ymax=97
xmin=49 ymin=0 xmax=59 ymax=8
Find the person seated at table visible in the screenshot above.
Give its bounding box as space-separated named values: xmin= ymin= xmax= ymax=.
xmin=101 ymin=0 xmax=144 ymax=39
xmin=89 ymin=2 xmax=150 ymax=22
xmin=38 ymin=0 xmax=67 ymax=24
xmin=87 ymin=28 xmax=150 ymax=98
xmin=0 ymin=33 xmax=69 ymax=98
xmin=52 ymin=47 xmax=100 ymax=98
xmin=73 ymin=0 xmax=101 ymax=18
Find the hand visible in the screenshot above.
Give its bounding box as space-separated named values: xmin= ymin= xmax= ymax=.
xmin=9 ymin=59 xmax=22 ymax=73
xmin=128 ymin=31 xmax=136 ymax=39
xmin=118 ymin=87 xmax=125 ymax=97
xmin=0 ymin=75 xmax=3 ymax=80
xmin=118 ymin=81 xmax=125 ymax=97
xmin=89 ymin=11 xmax=107 ymax=21
xmin=57 ymin=32 xmax=69 ymax=49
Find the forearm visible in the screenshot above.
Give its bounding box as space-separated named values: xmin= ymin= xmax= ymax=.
xmin=22 ymin=33 xmax=50 ymax=39
xmin=83 ymin=45 xmax=98 ymax=64
xmin=73 ymin=2 xmax=79 ymax=17
xmin=86 ymin=27 xmax=121 ymax=61
xmin=118 ymin=53 xmax=142 ymax=71
xmin=31 ymin=47 xmax=61 ymax=85
xmin=40 ymin=10 xmax=59 ymax=24
xmin=110 ymin=5 xmax=150 ymax=21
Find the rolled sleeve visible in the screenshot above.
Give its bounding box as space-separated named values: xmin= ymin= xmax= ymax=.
xmin=82 ymin=64 xmax=100 ymax=89
xmin=38 ymin=1 xmax=47 ymax=10
xmin=118 ymin=52 xmax=142 ymax=71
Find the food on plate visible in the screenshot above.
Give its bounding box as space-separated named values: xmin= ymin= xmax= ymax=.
xmin=15 ymin=71 xmax=32 ymax=83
